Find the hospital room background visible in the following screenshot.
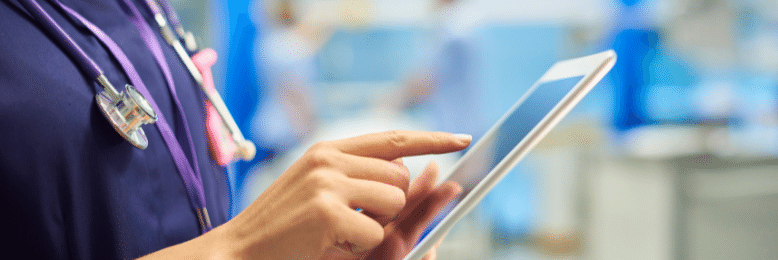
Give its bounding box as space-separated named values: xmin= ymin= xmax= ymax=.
xmin=172 ymin=0 xmax=778 ymax=259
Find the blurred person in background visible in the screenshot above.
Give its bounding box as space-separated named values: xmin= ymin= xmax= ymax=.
xmin=252 ymin=0 xmax=323 ymax=155
xmin=608 ymin=0 xmax=657 ymax=131
xmin=226 ymin=0 xmax=327 ymax=216
xmin=392 ymin=0 xmax=485 ymax=141
xmin=219 ymin=0 xmax=267 ymax=216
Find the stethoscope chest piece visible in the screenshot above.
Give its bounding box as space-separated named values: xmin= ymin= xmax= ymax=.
xmin=96 ymin=84 xmax=158 ymax=149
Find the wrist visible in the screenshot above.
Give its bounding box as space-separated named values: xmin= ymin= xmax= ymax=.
xmin=202 ymin=221 xmax=247 ymax=260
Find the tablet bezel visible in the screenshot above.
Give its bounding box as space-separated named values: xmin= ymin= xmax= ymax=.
xmin=403 ymin=50 xmax=616 ymax=260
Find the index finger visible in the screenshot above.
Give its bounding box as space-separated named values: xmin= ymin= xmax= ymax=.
xmin=328 ymin=131 xmax=472 ymax=160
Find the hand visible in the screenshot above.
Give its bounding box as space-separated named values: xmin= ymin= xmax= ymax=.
xmin=216 ymin=131 xmax=471 ymax=259
xmin=320 ymin=160 xmax=462 ymax=260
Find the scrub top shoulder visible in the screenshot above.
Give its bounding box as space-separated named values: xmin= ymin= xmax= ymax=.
xmin=0 ymin=0 xmax=230 ymax=258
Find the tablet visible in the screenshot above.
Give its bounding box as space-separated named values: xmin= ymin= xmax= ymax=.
xmin=404 ymin=50 xmax=616 ymax=260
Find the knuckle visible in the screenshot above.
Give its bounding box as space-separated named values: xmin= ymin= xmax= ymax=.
xmin=306 ymin=169 xmax=337 ymax=190
xmin=389 ymin=186 xmax=407 ymax=212
xmin=396 ymin=166 xmax=411 ymax=187
xmin=386 ymin=130 xmax=408 ymax=148
xmin=311 ymin=192 xmax=339 ymax=224
xmin=387 ymin=162 xmax=411 ymax=193
xmin=310 ymin=141 xmax=330 ymax=151
xmin=305 ymin=146 xmax=333 ymax=167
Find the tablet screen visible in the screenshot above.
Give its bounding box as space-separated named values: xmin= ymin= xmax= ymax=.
xmin=420 ymin=75 xmax=585 ymax=241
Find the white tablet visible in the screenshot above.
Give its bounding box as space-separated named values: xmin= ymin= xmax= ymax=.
xmin=404 ymin=50 xmax=616 ymax=260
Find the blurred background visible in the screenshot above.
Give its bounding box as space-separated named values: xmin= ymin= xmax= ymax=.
xmin=175 ymin=0 xmax=778 ymax=259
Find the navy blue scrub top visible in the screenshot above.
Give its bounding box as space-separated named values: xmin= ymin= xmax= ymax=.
xmin=0 ymin=0 xmax=231 ymax=258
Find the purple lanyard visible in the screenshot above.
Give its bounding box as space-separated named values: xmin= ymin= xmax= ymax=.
xmin=115 ymin=0 xmax=213 ymax=233
xmin=155 ymin=0 xmax=184 ymax=39
xmin=19 ymin=0 xmax=212 ymax=233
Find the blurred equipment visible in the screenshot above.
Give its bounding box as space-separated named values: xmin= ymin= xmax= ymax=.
xmin=145 ymin=0 xmax=257 ymax=163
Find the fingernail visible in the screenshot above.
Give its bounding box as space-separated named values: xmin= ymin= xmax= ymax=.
xmin=453 ymin=134 xmax=472 ymax=144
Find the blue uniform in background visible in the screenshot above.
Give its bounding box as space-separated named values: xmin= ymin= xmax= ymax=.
xmin=0 ymin=0 xmax=229 ymax=258
xmin=610 ymin=0 xmax=656 ymax=130
xmin=218 ymin=0 xmax=275 ymax=217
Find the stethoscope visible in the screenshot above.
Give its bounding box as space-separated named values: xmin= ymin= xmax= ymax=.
xmin=16 ymin=0 xmax=253 ymax=233
xmin=18 ymin=0 xmax=159 ymax=149
xmin=16 ymin=0 xmax=256 ymax=161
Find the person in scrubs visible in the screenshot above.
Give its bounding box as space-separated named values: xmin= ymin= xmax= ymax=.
xmin=0 ymin=0 xmax=470 ymax=259
xmin=395 ymin=0 xmax=484 ymax=140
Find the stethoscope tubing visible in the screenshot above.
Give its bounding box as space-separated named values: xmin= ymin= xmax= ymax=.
xmin=16 ymin=0 xmax=124 ymax=99
xmin=17 ymin=0 xmax=100 ymax=78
